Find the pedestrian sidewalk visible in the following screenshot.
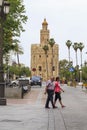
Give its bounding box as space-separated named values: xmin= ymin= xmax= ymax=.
xmin=0 ymin=85 xmax=87 ymax=130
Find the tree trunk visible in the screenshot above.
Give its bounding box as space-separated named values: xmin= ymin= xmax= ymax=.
xmin=17 ymin=52 xmax=20 ymax=66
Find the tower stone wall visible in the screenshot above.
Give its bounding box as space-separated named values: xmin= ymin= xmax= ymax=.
xmin=31 ymin=19 xmax=59 ymax=81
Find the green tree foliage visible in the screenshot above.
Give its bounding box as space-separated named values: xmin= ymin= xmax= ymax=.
xmin=48 ymin=38 xmax=55 ymax=47
xmin=9 ymin=65 xmax=31 ymax=78
xmin=81 ymin=66 xmax=87 ymax=82
xmin=3 ymin=0 xmax=28 ymax=54
xmin=72 ymin=42 xmax=79 ymax=67
xmin=66 ymin=40 xmax=72 ymax=64
xmin=43 ymin=45 xmax=49 ymax=78
xmin=59 ymin=59 xmax=76 ymax=81
xmin=13 ymin=43 xmax=24 ymax=65
xmin=43 ymin=45 xmax=49 ymax=54
xmin=48 ymin=38 xmax=55 ymax=76
xmin=59 ymin=59 xmax=69 ymax=79
xmin=78 ymin=42 xmax=84 ymax=68
xmin=19 ymin=67 xmax=31 ymax=77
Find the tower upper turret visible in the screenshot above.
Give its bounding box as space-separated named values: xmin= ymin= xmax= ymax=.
xmin=40 ymin=18 xmax=49 ymax=44
xmin=42 ymin=18 xmax=48 ymax=30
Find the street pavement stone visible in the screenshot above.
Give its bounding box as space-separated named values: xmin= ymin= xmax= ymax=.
xmin=0 ymin=85 xmax=87 ymax=130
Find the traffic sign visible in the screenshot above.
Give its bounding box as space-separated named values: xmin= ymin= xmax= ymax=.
xmin=69 ymin=67 xmax=74 ymax=72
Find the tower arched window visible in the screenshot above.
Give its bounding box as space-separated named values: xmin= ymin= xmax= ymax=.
xmin=39 ymin=66 xmax=42 ymax=71
xmin=52 ymin=66 xmax=55 ymax=71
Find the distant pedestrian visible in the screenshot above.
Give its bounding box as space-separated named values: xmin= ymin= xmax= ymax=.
xmin=44 ymin=77 xmax=56 ymax=109
xmin=54 ymin=76 xmax=65 ymax=108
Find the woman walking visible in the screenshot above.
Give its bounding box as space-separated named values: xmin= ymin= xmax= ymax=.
xmin=54 ymin=76 xmax=65 ymax=108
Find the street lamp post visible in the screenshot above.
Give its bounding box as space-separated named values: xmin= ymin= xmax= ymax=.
xmin=80 ymin=70 xmax=82 ymax=82
xmin=0 ymin=0 xmax=10 ymax=105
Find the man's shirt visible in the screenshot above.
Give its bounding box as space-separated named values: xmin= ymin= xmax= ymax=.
xmin=46 ymin=80 xmax=55 ymax=90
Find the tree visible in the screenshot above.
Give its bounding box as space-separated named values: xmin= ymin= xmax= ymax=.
xmin=59 ymin=59 xmax=70 ymax=80
xmin=43 ymin=45 xmax=49 ymax=79
xmin=82 ymin=66 xmax=87 ymax=82
xmin=72 ymin=42 xmax=79 ymax=68
xmin=78 ymin=42 xmax=84 ymax=69
xmin=3 ymin=0 xmax=28 ymax=55
xmin=19 ymin=67 xmax=31 ymax=77
xmin=66 ymin=40 xmax=72 ymax=66
xmin=48 ymin=38 xmax=55 ymax=76
xmin=72 ymin=42 xmax=79 ymax=81
xmin=59 ymin=59 xmax=76 ymax=81
xmin=12 ymin=42 xmax=23 ymax=66
xmin=9 ymin=65 xmax=31 ymax=79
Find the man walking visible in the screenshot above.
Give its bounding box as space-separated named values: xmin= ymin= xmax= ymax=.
xmin=44 ymin=77 xmax=56 ymax=109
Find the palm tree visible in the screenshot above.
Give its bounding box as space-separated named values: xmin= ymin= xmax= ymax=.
xmin=66 ymin=40 xmax=72 ymax=66
xmin=43 ymin=45 xmax=49 ymax=79
xmin=48 ymin=38 xmax=55 ymax=76
xmin=72 ymin=42 xmax=79 ymax=68
xmin=13 ymin=43 xmax=23 ymax=66
xmin=73 ymin=42 xmax=79 ymax=81
xmin=78 ymin=42 xmax=84 ymax=69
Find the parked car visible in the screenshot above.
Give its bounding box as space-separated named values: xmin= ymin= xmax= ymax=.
xmin=10 ymin=77 xmax=30 ymax=87
xmin=30 ymin=76 xmax=42 ymax=86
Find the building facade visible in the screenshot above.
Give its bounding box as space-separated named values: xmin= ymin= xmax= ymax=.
xmin=31 ymin=19 xmax=59 ymax=80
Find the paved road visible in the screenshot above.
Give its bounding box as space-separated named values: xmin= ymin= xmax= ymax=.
xmin=0 ymin=84 xmax=87 ymax=130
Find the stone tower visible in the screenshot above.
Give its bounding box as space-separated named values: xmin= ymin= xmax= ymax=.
xmin=31 ymin=19 xmax=59 ymax=80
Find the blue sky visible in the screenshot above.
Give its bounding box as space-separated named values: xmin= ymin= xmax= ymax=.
xmin=18 ymin=0 xmax=87 ymax=67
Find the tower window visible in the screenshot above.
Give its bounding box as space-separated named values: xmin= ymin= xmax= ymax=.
xmin=39 ymin=55 xmax=41 ymax=58
xmin=52 ymin=66 xmax=55 ymax=71
xmin=39 ymin=66 xmax=42 ymax=71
